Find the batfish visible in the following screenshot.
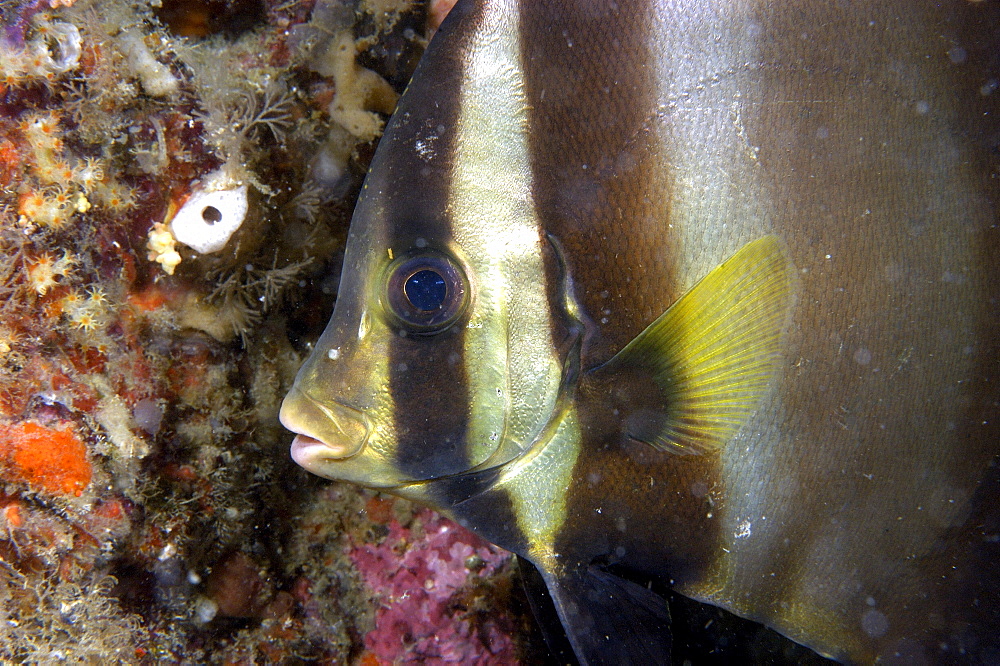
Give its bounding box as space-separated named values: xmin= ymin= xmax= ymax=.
xmin=281 ymin=0 xmax=1000 ymax=662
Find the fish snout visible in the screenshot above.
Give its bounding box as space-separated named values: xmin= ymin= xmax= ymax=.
xmin=279 ymin=387 xmax=369 ymax=467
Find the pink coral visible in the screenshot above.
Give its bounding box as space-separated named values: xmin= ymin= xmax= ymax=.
xmin=349 ymin=508 xmax=518 ymax=664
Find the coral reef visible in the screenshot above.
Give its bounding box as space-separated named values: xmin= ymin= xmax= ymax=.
xmin=0 ymin=0 xmax=538 ymax=662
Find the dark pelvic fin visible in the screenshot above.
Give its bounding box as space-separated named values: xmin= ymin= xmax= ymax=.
xmin=528 ymin=562 xmax=672 ymax=666
xmin=518 ymin=555 xmax=579 ymax=665
xmin=603 ymin=235 xmax=795 ymax=455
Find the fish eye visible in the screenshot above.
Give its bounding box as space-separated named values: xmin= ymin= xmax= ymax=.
xmin=404 ymin=270 xmax=446 ymax=310
xmin=384 ymin=252 xmax=468 ymax=334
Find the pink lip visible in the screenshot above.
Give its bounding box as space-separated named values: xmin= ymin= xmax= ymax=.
xmin=280 ymin=386 xmax=369 ymax=462
xmin=290 ymin=433 xmax=348 ymax=467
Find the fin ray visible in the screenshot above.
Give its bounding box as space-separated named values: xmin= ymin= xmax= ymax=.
xmin=607 ymin=235 xmax=795 ymax=455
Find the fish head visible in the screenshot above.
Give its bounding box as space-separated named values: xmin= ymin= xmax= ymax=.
xmin=279 ymin=4 xmax=575 ymax=495
xmin=279 ymin=198 xmax=574 ymax=494
xmin=278 ymin=241 xmax=483 ymax=490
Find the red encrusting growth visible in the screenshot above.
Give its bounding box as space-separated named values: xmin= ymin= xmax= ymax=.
xmin=0 ymin=421 xmax=92 ymax=496
xmin=0 ymin=138 xmax=20 ymax=188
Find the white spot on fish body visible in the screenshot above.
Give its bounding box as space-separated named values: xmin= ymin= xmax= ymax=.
xmin=862 ymin=609 xmax=889 ymax=638
xmin=327 ymin=347 xmax=340 ymax=360
xmin=854 ymin=348 xmax=872 ymax=365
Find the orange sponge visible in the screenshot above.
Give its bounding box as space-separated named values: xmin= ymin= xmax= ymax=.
xmin=0 ymin=421 xmax=92 ymax=496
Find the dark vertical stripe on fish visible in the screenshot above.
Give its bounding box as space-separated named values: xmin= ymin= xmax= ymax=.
xmin=517 ymin=0 xmax=723 ymax=586
xmin=518 ymin=0 xmax=680 ymax=368
xmin=384 ymin=2 xmax=485 ymax=478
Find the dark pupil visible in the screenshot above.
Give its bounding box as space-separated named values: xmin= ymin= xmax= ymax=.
xmin=404 ymin=269 xmax=447 ymax=311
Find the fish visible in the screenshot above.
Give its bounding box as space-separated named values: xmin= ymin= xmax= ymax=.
xmin=280 ymin=0 xmax=1000 ymax=663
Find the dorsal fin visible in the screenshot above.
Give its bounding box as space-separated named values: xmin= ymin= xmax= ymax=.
xmin=604 ymin=236 xmax=795 ymax=455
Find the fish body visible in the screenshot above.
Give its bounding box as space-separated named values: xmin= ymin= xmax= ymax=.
xmin=281 ymin=1 xmax=1000 ymax=662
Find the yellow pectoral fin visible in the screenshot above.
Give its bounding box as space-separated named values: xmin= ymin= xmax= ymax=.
xmin=607 ymin=235 xmax=796 ymax=455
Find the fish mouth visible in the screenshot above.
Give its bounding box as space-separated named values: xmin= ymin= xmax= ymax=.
xmin=279 ymin=386 xmax=369 ymax=463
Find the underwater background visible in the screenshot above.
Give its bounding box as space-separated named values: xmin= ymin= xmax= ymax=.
xmin=0 ymin=0 xmax=545 ymax=661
